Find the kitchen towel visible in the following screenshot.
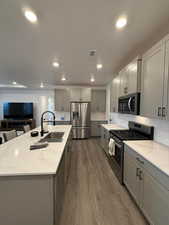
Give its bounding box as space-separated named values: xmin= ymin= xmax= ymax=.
xmin=30 ymin=142 xmax=48 ymax=150
xmin=109 ymin=138 xmax=115 ymax=156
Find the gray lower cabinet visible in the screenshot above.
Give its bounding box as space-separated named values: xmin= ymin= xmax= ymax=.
xmin=142 ymin=169 xmax=169 ymax=225
xmin=91 ymin=121 xmax=107 ymax=137
xmin=100 ymin=126 xmax=109 ymax=153
xmin=0 ymin=175 xmax=54 ymax=225
xmin=124 ymin=145 xmax=169 ymax=225
xmin=54 ymin=132 xmax=72 ymax=224
xmin=54 ymin=150 xmax=66 ymax=224
xmin=0 ymin=132 xmax=72 ymax=225
xmin=123 ymin=147 xmax=140 ymax=203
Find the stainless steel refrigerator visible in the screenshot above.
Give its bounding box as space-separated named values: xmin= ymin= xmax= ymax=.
xmin=70 ymin=102 xmax=91 ymax=139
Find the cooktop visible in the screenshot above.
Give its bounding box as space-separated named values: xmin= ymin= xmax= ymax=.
xmin=109 ymin=129 xmax=151 ymax=141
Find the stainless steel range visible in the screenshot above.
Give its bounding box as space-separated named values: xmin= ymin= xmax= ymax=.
xmin=108 ymin=121 xmax=154 ymax=184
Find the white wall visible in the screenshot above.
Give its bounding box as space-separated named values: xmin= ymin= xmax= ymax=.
xmin=106 ymin=85 xmax=169 ymax=147
xmin=0 ymin=89 xmax=55 ymax=126
xmin=109 ymin=113 xmax=169 ymax=147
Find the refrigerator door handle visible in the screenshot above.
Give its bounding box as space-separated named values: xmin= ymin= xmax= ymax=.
xmin=73 ymin=112 xmax=79 ymax=120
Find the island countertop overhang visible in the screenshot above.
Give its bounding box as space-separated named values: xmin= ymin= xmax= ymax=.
xmin=0 ymin=125 xmax=72 ymax=177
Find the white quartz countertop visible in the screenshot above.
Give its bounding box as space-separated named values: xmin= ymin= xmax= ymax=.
xmin=101 ymin=124 xmax=126 ymax=131
xmin=0 ymin=125 xmax=72 ymax=177
xmin=124 ymin=140 xmax=169 ymax=178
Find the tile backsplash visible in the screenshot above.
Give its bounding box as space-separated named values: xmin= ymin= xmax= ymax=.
xmin=110 ymin=113 xmax=169 ymax=147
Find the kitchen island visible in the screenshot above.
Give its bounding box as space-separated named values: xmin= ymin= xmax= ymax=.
xmin=0 ymin=125 xmax=72 ymax=225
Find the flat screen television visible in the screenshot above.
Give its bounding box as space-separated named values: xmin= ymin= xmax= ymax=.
xmin=3 ymin=102 xmax=33 ymax=119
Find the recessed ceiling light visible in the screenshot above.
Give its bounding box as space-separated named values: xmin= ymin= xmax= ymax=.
xmin=23 ymin=9 xmax=38 ymax=24
xmin=97 ymin=64 xmax=103 ymax=70
xmin=40 ymin=83 xmax=44 ymax=88
xmin=12 ymin=81 xmax=17 ymax=85
xmin=53 ymin=61 xmax=60 ymax=68
xmin=116 ymin=17 xmax=127 ymax=29
xmin=61 ymin=77 xmax=66 ymax=81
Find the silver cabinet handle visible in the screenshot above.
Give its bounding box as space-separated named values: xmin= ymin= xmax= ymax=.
xmin=136 ymin=157 xmax=144 ymax=164
xmin=136 ymin=168 xmax=140 ymax=177
xmin=162 ymin=107 xmax=166 ymax=117
xmin=158 ymin=107 xmax=162 ymax=117
xmin=139 ymin=170 xmax=143 ymax=181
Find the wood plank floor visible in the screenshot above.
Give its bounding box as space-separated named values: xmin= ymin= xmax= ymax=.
xmin=59 ymin=138 xmax=148 ymax=225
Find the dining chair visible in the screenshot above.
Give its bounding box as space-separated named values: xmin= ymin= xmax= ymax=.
xmin=23 ymin=125 xmax=31 ymax=133
xmin=3 ymin=130 xmax=17 ymax=142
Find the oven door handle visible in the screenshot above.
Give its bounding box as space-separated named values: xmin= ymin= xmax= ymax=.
xmin=115 ymin=142 xmax=123 ymax=149
xmin=128 ymin=97 xmax=132 ymax=112
xmin=128 ymin=97 xmax=134 ymax=112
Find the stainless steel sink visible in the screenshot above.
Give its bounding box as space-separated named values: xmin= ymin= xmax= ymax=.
xmin=39 ymin=132 xmax=64 ymax=143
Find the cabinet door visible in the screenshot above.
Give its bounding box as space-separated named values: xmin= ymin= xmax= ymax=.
xmin=110 ymin=76 xmax=121 ymax=112
xmin=70 ymin=88 xmax=81 ymax=101
xmin=127 ymin=60 xmax=138 ymax=94
xmin=142 ymin=170 xmax=169 ymax=225
xmin=164 ymin=36 xmax=169 ymax=120
xmin=124 ymin=148 xmax=140 ymax=204
xmin=91 ymin=123 xmax=99 ymax=136
xmin=80 ymin=88 xmax=91 ymax=101
xmin=100 ymin=127 xmax=106 ymax=149
xmin=55 ymin=89 xmax=63 ymax=111
xmin=55 ymin=89 xmax=70 ymax=112
xmin=104 ymin=129 xmax=110 ymax=153
xmin=91 ymin=90 xmax=106 ymax=112
xmin=70 ymin=88 xmax=91 ymax=101
xmin=98 ymin=90 xmax=106 ymax=112
xmin=119 ymin=69 xmax=128 ymax=96
xmin=141 ymin=41 xmax=165 ymax=118
xmin=54 ymin=149 xmax=66 ymax=223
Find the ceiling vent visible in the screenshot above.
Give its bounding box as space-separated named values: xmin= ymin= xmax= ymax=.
xmin=89 ymin=50 xmax=96 ymax=56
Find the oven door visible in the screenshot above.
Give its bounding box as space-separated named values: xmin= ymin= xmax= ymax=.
xmin=108 ymin=139 xmax=124 ymax=184
xmin=108 ymin=141 xmax=123 ymax=167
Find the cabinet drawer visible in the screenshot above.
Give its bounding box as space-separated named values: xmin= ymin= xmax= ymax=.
xmin=124 ymin=144 xmax=169 ymax=191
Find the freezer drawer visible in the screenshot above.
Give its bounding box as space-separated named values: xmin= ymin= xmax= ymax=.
xmin=72 ymin=127 xmax=91 ymax=139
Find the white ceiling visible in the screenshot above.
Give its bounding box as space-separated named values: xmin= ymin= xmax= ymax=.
xmin=1 ymin=0 xmax=169 ymax=88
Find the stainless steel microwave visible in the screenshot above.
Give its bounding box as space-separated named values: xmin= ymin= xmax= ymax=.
xmin=118 ymin=93 xmax=140 ymax=115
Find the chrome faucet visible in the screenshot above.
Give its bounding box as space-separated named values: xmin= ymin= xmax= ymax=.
xmin=40 ymin=111 xmax=56 ymax=136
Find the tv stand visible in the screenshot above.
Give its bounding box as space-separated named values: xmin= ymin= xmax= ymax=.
xmin=0 ymin=119 xmax=36 ymax=131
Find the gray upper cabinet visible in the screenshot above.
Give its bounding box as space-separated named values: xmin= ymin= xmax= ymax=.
xmin=119 ymin=58 xmax=141 ymax=97
xmin=91 ymin=90 xmax=106 ymax=112
xmin=80 ymin=88 xmax=91 ymax=101
xmin=70 ymin=88 xmax=91 ymax=101
xmin=55 ymin=89 xmax=70 ymax=112
xmin=141 ymin=40 xmax=167 ymax=119
xmin=119 ymin=68 xmax=128 ymax=96
xmin=127 ymin=59 xmax=141 ymax=94
xmin=110 ymin=76 xmax=121 ymax=113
